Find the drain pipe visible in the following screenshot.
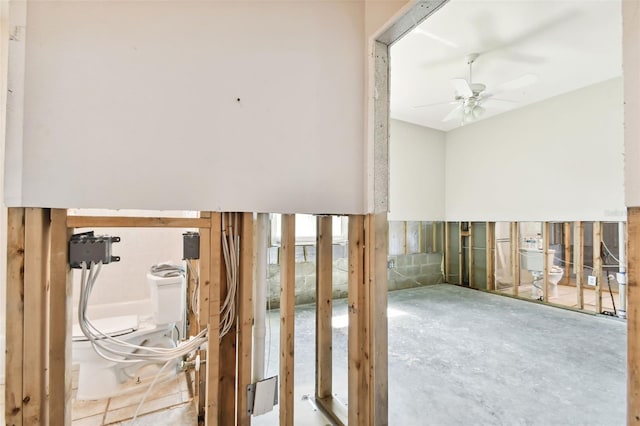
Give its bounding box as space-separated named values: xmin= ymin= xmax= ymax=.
xmin=253 ymin=213 xmax=268 ymax=382
xmin=618 ymin=222 xmax=627 ymax=319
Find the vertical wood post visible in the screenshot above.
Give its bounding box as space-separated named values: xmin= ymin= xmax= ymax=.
xmin=348 ymin=215 xmax=367 ymax=425
xmin=458 ymin=222 xmax=464 ymax=286
xmin=280 ymin=214 xmax=296 ymax=426
xmin=594 ymin=221 xmax=603 ymax=313
xmin=627 ymin=207 xmax=640 ymax=424
xmin=444 ymin=222 xmax=450 ymax=283
xmin=5 ymin=208 xmax=25 ymax=426
xmin=574 ymin=222 xmax=584 ymax=310
xmin=469 ymin=223 xmax=475 ymax=288
xmin=49 ymin=209 xmax=72 ymax=426
xmin=563 ymin=222 xmax=571 ymax=286
xmin=316 ymin=216 xmax=333 ymax=400
xmin=204 ymin=212 xmax=221 ymax=426
xmin=237 ymin=213 xmax=254 ymax=426
xmin=219 ymin=214 xmax=236 ymax=425
xmin=486 ymin=222 xmax=495 ymax=291
xmin=542 ymin=222 xmax=550 ymax=302
xmin=511 ymin=222 xmax=520 ymax=297
xmin=22 ymin=208 xmax=49 ymax=425
xmin=366 ymin=213 xmax=388 ymax=425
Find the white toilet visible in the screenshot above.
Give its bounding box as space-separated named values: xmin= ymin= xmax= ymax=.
xmin=520 ymin=248 xmax=564 ymax=298
xmin=72 ymin=272 xmax=186 ymax=400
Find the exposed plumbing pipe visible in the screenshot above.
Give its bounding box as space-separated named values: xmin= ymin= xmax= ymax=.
xmin=253 ymin=213 xmax=268 ymax=382
xmin=618 ymin=222 xmax=627 ymax=319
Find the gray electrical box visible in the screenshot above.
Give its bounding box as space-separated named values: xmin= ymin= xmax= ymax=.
xmin=183 ymin=232 xmax=200 ymax=260
xmin=69 ymin=232 xmax=120 ymax=268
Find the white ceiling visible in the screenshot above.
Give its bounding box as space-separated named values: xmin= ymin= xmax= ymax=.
xmin=390 ymin=0 xmax=622 ymax=132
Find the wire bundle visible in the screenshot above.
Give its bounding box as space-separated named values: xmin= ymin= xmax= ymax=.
xmin=77 ymin=261 xmax=208 ymax=365
xmin=220 ymin=213 xmax=240 ymax=339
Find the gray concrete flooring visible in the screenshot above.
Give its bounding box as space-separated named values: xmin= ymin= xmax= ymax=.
xmin=253 ymin=284 xmax=626 ymax=426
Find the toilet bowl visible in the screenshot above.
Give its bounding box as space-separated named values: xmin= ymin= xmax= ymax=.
xmin=72 ymin=271 xmax=185 ymax=400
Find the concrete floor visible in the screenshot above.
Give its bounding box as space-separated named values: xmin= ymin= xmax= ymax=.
xmin=255 ymin=284 xmax=626 ymax=426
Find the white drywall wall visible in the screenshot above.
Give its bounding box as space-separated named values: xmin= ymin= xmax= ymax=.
xmin=0 ymin=1 xmax=9 ymax=385
xmin=389 ymin=119 xmax=445 ymax=221
xmin=623 ymin=0 xmax=640 ymax=208
xmin=5 ymin=1 xmax=368 ymax=214
xmin=445 ymin=78 xmax=625 ymax=222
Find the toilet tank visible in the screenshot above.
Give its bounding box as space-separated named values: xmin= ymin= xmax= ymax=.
xmin=147 ymin=272 xmax=185 ymax=325
xmin=520 ymin=248 xmax=556 ymax=272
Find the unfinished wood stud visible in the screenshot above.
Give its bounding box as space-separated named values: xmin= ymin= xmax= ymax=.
xmin=280 ymin=214 xmax=296 ymax=426
xmin=316 ymin=216 xmax=333 ymax=400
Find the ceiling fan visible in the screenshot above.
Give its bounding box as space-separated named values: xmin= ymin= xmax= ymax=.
xmin=415 ymin=53 xmax=538 ymax=124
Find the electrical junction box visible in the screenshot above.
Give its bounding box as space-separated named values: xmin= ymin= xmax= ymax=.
xmin=247 ymin=376 xmax=278 ymax=417
xmin=587 ymin=275 xmax=597 ymax=286
xmin=69 ymin=232 xmax=120 ymax=269
xmin=183 ymin=232 xmax=200 ymax=260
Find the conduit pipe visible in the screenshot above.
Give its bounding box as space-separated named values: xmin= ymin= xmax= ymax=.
xmin=253 ymin=213 xmax=268 ymax=382
xmin=618 ymin=222 xmax=627 ymax=319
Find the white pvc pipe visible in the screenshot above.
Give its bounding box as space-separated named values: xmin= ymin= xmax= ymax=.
xmin=618 ymin=221 xmax=627 ymax=318
xmin=253 ymin=213 xmax=268 ymax=382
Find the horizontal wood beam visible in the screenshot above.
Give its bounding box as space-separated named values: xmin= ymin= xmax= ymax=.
xmin=67 ymin=215 xmax=210 ymax=229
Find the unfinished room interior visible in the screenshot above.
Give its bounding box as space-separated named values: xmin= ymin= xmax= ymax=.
xmin=1 ymin=0 xmax=640 ymax=425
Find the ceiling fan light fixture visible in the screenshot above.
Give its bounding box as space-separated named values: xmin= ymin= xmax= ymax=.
xmin=472 ymin=105 xmax=486 ymax=119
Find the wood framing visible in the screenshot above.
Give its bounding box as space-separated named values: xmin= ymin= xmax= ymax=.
xmin=22 ymin=208 xmax=48 ymax=425
xmin=511 ymin=222 xmax=520 ymax=297
xmin=49 ymin=209 xmax=73 ymax=426
xmin=575 ymin=221 xmax=584 ymax=309
xmin=5 ymin=208 xmax=25 ymax=426
xmin=348 ymin=215 xmax=367 ymax=425
xmin=444 ymin=222 xmax=450 ymax=282
xmin=365 ymin=213 xmax=389 ymax=425
xmin=205 ymin=212 xmax=222 ymax=426
xmin=594 ymin=221 xmax=603 ymax=313
xmin=542 ymin=222 xmax=550 ymax=302
xmin=627 ymin=207 xmax=640 ymax=425
xmin=563 ymin=222 xmax=571 ymax=286
xmin=237 ymin=213 xmax=254 ymax=426
xmin=486 ymin=222 xmax=496 ymax=291
xmin=458 ymin=222 xmax=464 ymax=286
xmin=67 ymin=215 xmax=210 ymax=229
xmin=316 ymin=216 xmax=333 ymax=400
xmin=198 ymin=213 xmax=211 ymax=420
xmin=280 ymin=214 xmax=296 ymax=426
xmin=469 ymin=223 xmax=475 ymax=288
xmin=219 ymin=214 xmax=237 ymax=425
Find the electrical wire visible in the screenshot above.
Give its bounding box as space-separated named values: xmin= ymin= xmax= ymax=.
xmin=186 ymin=259 xmax=199 ymax=316
xmin=220 ymin=212 xmax=240 ymax=339
xmin=78 ymin=261 xmax=208 ymax=364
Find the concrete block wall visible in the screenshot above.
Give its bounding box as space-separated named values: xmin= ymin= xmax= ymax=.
xmin=387 ymin=252 xmax=444 ymax=290
xmin=266 ymin=244 xmax=349 ymax=308
xmin=265 ymin=221 xmax=445 ymax=307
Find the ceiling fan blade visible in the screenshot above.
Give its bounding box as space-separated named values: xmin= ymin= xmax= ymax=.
xmin=489 ymin=74 xmax=538 ymax=96
xmin=413 ymin=100 xmax=458 ymax=109
xmin=442 ymin=104 xmax=463 ymax=122
xmin=451 ymin=78 xmax=473 ymax=98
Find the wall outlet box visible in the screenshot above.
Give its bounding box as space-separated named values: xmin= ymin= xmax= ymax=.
xmin=247 ymin=376 xmax=278 ymax=417
xmin=587 ymin=275 xmax=597 ymax=286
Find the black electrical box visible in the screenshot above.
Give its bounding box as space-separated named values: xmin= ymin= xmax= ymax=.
xmin=183 ymin=232 xmax=200 ymax=260
xmin=69 ymin=232 xmax=120 ymax=269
